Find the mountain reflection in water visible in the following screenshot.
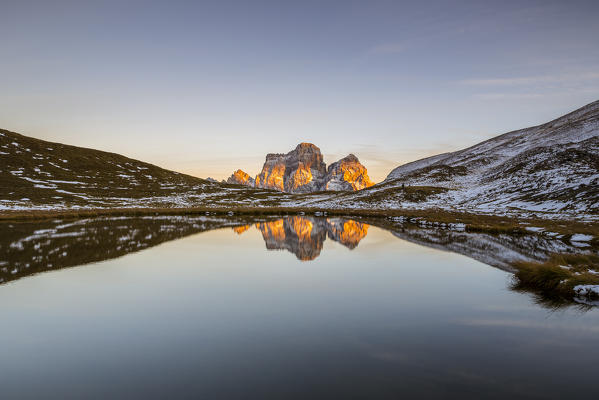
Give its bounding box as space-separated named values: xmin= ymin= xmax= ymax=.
xmin=251 ymin=217 xmax=369 ymax=260
xmin=0 ymin=214 xmax=594 ymax=300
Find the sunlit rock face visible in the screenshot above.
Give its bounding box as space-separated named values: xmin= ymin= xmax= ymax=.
xmin=238 ymin=143 xmax=374 ymax=193
xmin=226 ymin=169 xmax=255 ymax=186
xmin=255 ymin=154 xmax=287 ymax=191
xmin=324 ymin=154 xmax=374 ymax=191
xmin=254 ymin=216 xmax=369 ymax=260
xmin=255 ymin=143 xmax=327 ymax=193
xmin=284 ymin=143 xmax=327 ymax=192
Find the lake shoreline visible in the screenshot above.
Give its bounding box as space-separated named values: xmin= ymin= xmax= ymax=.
xmin=1 ymin=210 xmax=598 ymax=307
xmin=1 ymin=206 xmax=598 ymax=237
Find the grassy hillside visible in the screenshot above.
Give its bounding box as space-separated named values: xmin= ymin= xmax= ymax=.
xmin=0 ymin=129 xmax=217 ymax=206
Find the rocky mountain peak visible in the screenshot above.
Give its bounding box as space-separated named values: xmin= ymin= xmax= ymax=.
xmin=284 ymin=142 xmax=326 ymax=192
xmin=255 ymin=142 xmax=326 ymax=193
xmin=226 ymin=169 xmax=254 ymax=186
xmin=325 ymin=154 xmax=374 ymax=191
xmin=294 ymin=143 xmax=322 ymax=158
xmin=339 ymin=153 xmax=359 ymax=163
xmin=238 ymin=143 xmax=374 ymax=193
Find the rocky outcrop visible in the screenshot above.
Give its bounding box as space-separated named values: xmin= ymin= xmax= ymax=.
xmin=285 ymin=143 xmax=327 ymax=192
xmin=254 ymin=154 xmax=287 ymax=191
xmin=251 ymin=143 xmax=373 ymax=193
xmin=226 ymin=169 xmax=255 ymax=186
xmin=255 ymin=143 xmax=327 ymax=193
xmin=324 ymin=154 xmax=374 ymax=191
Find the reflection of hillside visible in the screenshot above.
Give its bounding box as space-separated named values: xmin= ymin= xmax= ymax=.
xmin=255 ymin=216 xmax=369 ymax=260
xmin=0 ymin=216 xmax=240 ymax=285
xmin=367 ymin=220 xmax=592 ymax=272
xmin=0 ymin=215 xmax=370 ymax=285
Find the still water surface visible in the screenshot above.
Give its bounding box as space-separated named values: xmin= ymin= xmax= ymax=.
xmin=0 ymin=215 xmax=598 ymax=399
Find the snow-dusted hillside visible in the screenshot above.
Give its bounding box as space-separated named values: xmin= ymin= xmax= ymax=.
xmin=323 ymin=100 xmax=598 ymax=219
xmin=0 ymin=129 xmax=300 ymax=210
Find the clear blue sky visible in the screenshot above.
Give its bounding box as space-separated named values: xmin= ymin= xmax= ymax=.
xmin=1 ymin=0 xmax=598 ymax=182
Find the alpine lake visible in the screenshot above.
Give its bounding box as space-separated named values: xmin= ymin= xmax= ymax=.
xmin=1 ymin=214 xmax=598 ymax=399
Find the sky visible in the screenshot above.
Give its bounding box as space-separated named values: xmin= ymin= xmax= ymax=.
xmin=1 ymin=0 xmax=598 ymax=182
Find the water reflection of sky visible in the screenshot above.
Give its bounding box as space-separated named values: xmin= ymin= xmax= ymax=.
xmin=1 ymin=221 xmax=598 ymax=398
